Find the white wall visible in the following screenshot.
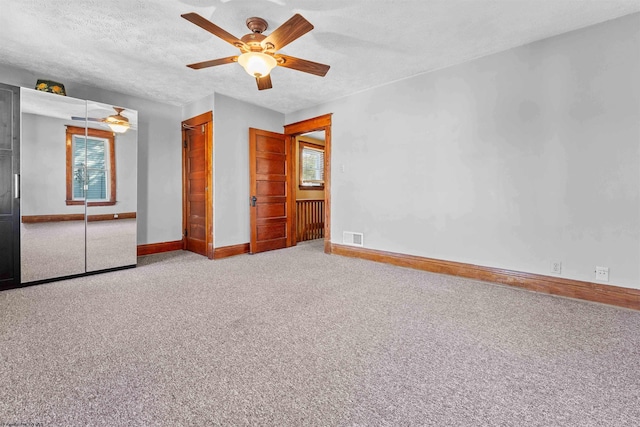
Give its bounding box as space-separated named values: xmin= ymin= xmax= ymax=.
xmin=182 ymin=93 xmax=215 ymax=121
xmin=0 ymin=63 xmax=183 ymax=245
xmin=213 ymin=94 xmax=284 ymax=247
xmin=287 ymin=14 xmax=640 ymax=289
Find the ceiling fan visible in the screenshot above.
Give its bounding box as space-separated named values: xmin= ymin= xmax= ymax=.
xmin=72 ymin=107 xmax=131 ymax=133
xmin=182 ymin=12 xmax=330 ymax=90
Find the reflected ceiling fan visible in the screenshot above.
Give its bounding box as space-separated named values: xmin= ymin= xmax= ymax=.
xmin=71 ymin=107 xmax=131 ymax=133
xmin=182 ymin=12 xmax=330 ymax=90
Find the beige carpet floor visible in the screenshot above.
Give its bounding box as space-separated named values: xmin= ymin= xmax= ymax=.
xmin=1 ymin=240 xmax=639 ymax=426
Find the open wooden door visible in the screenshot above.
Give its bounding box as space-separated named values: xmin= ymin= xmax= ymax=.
xmin=249 ymin=128 xmax=291 ymax=254
xmin=182 ymin=112 xmax=213 ymax=258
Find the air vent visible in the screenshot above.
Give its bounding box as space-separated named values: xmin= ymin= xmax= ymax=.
xmin=343 ymin=231 xmax=364 ymax=247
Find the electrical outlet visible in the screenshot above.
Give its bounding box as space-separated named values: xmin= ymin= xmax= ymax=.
xmin=550 ymin=261 xmax=562 ymax=275
xmin=595 ymin=266 xmax=609 ymax=282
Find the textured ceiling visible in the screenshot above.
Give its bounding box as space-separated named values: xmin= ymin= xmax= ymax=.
xmin=1 ymin=1 xmax=638 ymax=114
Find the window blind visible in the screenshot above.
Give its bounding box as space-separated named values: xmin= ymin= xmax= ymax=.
xmin=72 ymin=136 xmax=108 ymax=200
xmin=301 ymin=146 xmax=324 ymax=185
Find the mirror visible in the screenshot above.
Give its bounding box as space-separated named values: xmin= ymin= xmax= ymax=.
xmin=21 ymin=90 xmax=87 ymax=282
xmin=20 ymin=89 xmax=137 ymax=283
xmin=85 ymin=100 xmax=137 ymax=272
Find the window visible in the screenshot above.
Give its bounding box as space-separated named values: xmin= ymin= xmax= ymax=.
xmin=66 ymin=126 xmax=116 ymax=206
xmin=299 ymin=141 xmax=324 ymax=190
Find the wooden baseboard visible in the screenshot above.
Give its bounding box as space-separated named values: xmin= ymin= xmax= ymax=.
xmin=137 ymin=240 xmax=183 ymax=256
xmin=88 ymin=212 xmax=136 ymax=222
xmin=22 ymin=214 xmax=85 ymax=223
xmin=22 ymin=212 xmax=136 ymax=223
xmin=331 ymin=244 xmax=640 ymax=311
xmin=213 ymin=243 xmax=250 ymax=259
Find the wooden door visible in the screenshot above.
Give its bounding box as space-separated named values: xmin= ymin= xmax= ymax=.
xmin=249 ymin=128 xmax=291 ymax=254
xmin=0 ymin=83 xmax=20 ymax=289
xmin=182 ymin=117 xmax=211 ymax=257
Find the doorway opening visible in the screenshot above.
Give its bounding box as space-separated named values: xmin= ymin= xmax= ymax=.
xmin=295 ymin=130 xmax=326 ymax=244
xmin=284 ymin=114 xmax=332 ymax=254
xmin=181 ymin=112 xmax=213 ymax=258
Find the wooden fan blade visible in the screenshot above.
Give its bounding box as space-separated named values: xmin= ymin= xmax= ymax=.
xmin=187 ymin=56 xmax=238 ymax=70
xmin=262 ymin=14 xmax=313 ymax=50
xmin=72 ymin=116 xmax=104 ymax=122
xmin=276 ymin=55 xmax=330 ymax=77
xmin=256 ymin=74 xmax=273 ymax=91
xmin=182 ymin=13 xmax=247 ymax=49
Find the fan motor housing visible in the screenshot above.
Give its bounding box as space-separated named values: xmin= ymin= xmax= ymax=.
xmin=246 ymin=17 xmax=268 ymax=33
xmin=241 ymin=32 xmax=266 ymax=46
xmin=242 ymin=17 xmax=270 ymax=51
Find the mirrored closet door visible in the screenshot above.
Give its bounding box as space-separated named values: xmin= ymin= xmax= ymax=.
xmin=84 ymin=100 xmax=137 ymax=273
xmin=20 ymin=88 xmax=137 ymax=284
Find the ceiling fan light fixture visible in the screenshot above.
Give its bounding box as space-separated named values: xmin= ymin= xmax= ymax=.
xmin=182 ymin=13 xmax=330 ymax=90
xmin=107 ymin=122 xmax=130 ymax=133
xmin=238 ymin=52 xmax=277 ymax=78
xmin=105 ymin=108 xmax=130 ymax=133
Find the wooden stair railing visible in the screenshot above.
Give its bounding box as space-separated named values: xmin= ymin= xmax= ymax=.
xmin=296 ymin=199 xmax=324 ymax=242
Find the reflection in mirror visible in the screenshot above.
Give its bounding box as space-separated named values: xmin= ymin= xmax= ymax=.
xmin=65 ymin=126 xmax=117 ymax=206
xmin=85 ymin=100 xmax=137 ymax=272
xmin=20 ymin=89 xmax=87 ymax=282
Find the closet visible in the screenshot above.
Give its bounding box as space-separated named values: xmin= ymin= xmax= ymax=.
xmin=0 ymin=83 xmax=20 ymax=289
xmin=0 ymin=85 xmax=138 ymax=289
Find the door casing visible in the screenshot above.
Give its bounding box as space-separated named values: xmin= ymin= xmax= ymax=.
xmin=284 ymin=114 xmax=332 ymax=254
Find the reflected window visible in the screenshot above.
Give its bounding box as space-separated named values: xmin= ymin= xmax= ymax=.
xmin=299 ymin=141 xmax=324 ymax=190
xmin=65 ymin=126 xmax=116 ymax=206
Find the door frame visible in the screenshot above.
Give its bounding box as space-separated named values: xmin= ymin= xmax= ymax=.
xmin=284 ymin=113 xmax=332 ymax=254
xmin=181 ymin=111 xmax=214 ymax=259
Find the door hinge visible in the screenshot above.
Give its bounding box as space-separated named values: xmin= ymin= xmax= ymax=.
xmin=183 ymin=140 xmax=187 ymax=148
xmin=201 ymin=125 xmax=205 ymax=134
xmin=184 ymin=228 xmax=188 ymax=237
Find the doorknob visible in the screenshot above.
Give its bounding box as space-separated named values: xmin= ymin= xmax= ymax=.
xmin=251 ymin=196 xmax=257 ymax=207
